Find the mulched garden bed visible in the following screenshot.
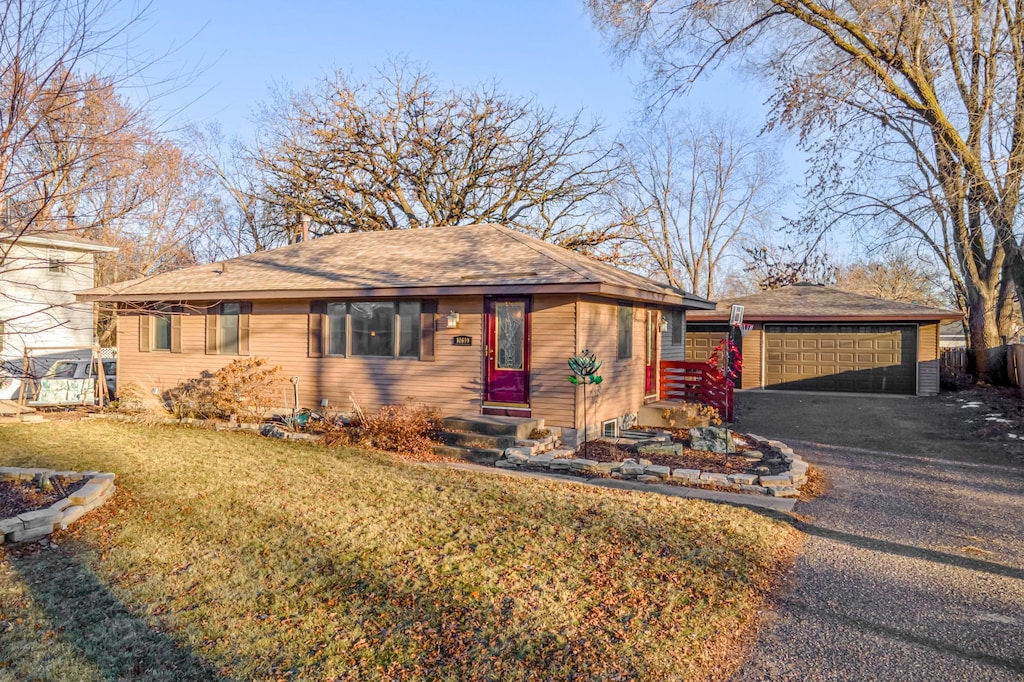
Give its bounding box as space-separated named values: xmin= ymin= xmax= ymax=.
xmin=576 ymin=437 xmax=790 ymax=476
xmin=0 ymin=479 xmax=86 ymax=518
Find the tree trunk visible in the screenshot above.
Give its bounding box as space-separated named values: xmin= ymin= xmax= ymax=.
xmin=966 ymin=285 xmax=1003 ymax=380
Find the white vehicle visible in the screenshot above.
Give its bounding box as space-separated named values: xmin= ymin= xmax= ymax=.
xmin=28 ymin=357 xmax=117 ymax=405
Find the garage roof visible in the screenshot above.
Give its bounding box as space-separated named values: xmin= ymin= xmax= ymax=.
xmin=689 ymin=283 xmax=962 ymax=322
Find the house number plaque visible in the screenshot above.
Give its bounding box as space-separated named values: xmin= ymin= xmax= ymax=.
xmin=452 ymin=335 xmax=472 ymax=346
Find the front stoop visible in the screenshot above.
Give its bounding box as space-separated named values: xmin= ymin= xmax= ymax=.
xmin=434 ymin=415 xmax=557 ymax=464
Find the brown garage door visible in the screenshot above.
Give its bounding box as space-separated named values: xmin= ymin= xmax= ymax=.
xmin=763 ymin=324 xmax=917 ymax=394
xmin=685 ymin=325 xmax=732 ymax=362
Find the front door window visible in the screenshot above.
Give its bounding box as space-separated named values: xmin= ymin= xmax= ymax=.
xmin=496 ymin=301 xmax=525 ymax=370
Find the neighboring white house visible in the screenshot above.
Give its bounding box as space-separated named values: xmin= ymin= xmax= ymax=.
xmin=0 ymin=230 xmax=117 ymax=398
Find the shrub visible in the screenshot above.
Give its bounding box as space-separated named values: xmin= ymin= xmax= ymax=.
xmin=321 ymin=401 xmax=441 ymax=457
xmin=116 ymin=380 xmax=171 ymax=417
xmin=360 ymin=402 xmax=442 ymax=456
xmin=662 ymin=402 xmax=722 ymax=428
xmin=169 ymin=358 xmax=283 ymax=422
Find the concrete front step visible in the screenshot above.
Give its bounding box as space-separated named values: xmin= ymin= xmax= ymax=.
xmin=432 ymin=444 xmax=505 ymax=465
xmin=439 ymin=415 xmax=543 ymax=440
xmin=437 ymin=430 xmax=517 ymax=450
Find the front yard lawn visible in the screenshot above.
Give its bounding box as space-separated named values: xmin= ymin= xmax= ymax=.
xmin=0 ymin=421 xmax=800 ymax=681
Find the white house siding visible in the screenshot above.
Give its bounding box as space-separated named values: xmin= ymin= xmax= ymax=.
xmin=1 ymin=241 xmax=98 ymax=361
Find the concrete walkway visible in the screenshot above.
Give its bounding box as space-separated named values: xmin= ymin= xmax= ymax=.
xmin=732 ymin=392 xmax=1024 ymax=681
xmin=422 ymin=461 xmax=797 ymax=512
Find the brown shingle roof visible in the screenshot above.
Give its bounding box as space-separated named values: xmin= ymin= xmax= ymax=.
xmin=77 ymin=223 xmax=713 ymax=308
xmin=0 ymin=229 xmax=118 ymax=253
xmin=688 ymin=283 xmax=961 ymax=322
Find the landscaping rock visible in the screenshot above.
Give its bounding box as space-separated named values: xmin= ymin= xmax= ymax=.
xmin=619 ymin=463 xmax=646 ymax=477
xmin=699 ymin=472 xmax=730 ymax=485
xmin=689 ymin=426 xmax=737 ymax=454
xmin=528 ymin=453 xmax=555 ymax=465
xmin=636 ymin=475 xmax=661 ymax=483
xmin=68 ymin=482 xmax=105 ymax=505
xmin=769 ymin=486 xmax=799 ymax=498
xmin=17 ymin=508 xmax=62 ymax=530
xmin=504 ymin=447 xmax=533 ymax=458
xmin=60 ymin=505 xmax=87 ymax=528
xmin=758 ymin=474 xmax=791 ymax=487
xmin=548 ymin=459 xmax=573 ymax=470
xmin=738 ymin=484 xmax=769 ymax=494
xmin=637 ymin=443 xmax=682 ymax=456
xmin=568 ymin=458 xmax=600 ymax=471
xmin=644 ymin=464 xmax=671 ymax=479
xmin=495 ymin=460 xmax=518 ymax=469
xmin=728 ymin=473 xmax=759 ymax=486
xmin=0 ymin=517 xmax=24 ymax=534
xmin=590 ymin=462 xmax=619 ymax=474
xmin=505 ymin=452 xmax=530 ymax=465
xmin=638 ymin=458 xmax=654 ymax=466
xmin=671 ymin=468 xmax=700 ymax=482
xmin=7 ymin=525 xmax=52 ymax=543
xmin=260 ymin=424 xmax=287 ymax=438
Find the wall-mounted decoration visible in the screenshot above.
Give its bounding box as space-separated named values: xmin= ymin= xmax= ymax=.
xmin=452 ymin=335 xmax=472 ymax=346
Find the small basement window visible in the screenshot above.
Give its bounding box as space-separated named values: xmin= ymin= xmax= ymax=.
xmin=602 ymin=419 xmax=618 ymax=438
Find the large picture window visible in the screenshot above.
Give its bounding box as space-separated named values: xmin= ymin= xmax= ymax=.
xmin=322 ymin=301 xmax=422 ymax=359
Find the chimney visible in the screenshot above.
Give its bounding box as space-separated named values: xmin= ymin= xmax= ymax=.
xmin=300 ymin=214 xmax=311 ymax=242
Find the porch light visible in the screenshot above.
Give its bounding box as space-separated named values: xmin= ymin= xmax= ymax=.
xmin=446 ymin=311 xmax=460 ymax=329
xmin=659 ymin=317 xmax=669 ymax=333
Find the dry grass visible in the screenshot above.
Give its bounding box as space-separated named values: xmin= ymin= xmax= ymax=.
xmin=0 ymin=421 xmax=801 ymax=681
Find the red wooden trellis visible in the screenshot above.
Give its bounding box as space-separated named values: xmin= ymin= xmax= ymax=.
xmin=659 ymin=361 xmax=734 ymax=422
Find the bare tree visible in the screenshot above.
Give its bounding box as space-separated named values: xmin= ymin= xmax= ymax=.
xmin=187 ymin=122 xmax=290 ymax=259
xmin=743 ymin=235 xmax=836 ymax=291
xmin=254 ymin=61 xmax=624 ymax=254
xmin=834 ymin=249 xmax=950 ymax=308
xmin=588 ymin=0 xmax=1024 ymax=376
xmin=617 ymin=113 xmax=781 ymax=297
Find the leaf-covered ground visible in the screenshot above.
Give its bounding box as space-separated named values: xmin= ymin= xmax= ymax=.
xmin=0 ymin=421 xmax=801 ymax=681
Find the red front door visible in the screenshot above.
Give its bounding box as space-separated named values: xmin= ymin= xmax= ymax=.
xmin=645 ymin=309 xmax=657 ymax=397
xmin=484 ymin=297 xmax=530 ymax=405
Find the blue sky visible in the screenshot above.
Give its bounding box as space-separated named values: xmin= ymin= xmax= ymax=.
xmin=131 ymin=0 xmax=773 ymax=142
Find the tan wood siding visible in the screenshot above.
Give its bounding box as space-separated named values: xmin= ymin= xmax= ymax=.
xmin=117 ymin=297 xmax=485 ymax=417
xmin=528 ymin=295 xmax=577 ymax=428
xmin=917 ymin=322 xmax=940 ymax=396
xmin=741 ymin=329 xmax=762 ymax=389
xmin=576 ymin=297 xmax=648 ymax=433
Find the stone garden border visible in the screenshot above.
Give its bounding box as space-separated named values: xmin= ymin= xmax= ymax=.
xmin=0 ymin=468 xmax=116 ymax=545
xmin=496 ymin=431 xmax=809 ymax=498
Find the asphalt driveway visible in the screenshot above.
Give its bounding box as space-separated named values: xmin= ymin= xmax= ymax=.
xmin=731 ymin=390 xmax=1024 ymax=681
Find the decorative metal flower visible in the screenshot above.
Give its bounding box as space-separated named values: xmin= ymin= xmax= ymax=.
xmin=568 ymin=349 xmax=603 ymax=385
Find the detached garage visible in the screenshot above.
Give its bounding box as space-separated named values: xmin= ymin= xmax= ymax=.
xmin=685 ymin=284 xmax=962 ymax=396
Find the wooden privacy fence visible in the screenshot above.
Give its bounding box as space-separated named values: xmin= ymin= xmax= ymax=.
xmin=941 ymin=348 xmax=969 ymax=376
xmin=659 ymin=361 xmax=734 ymax=422
xmin=941 ymin=344 xmax=1024 ymax=387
